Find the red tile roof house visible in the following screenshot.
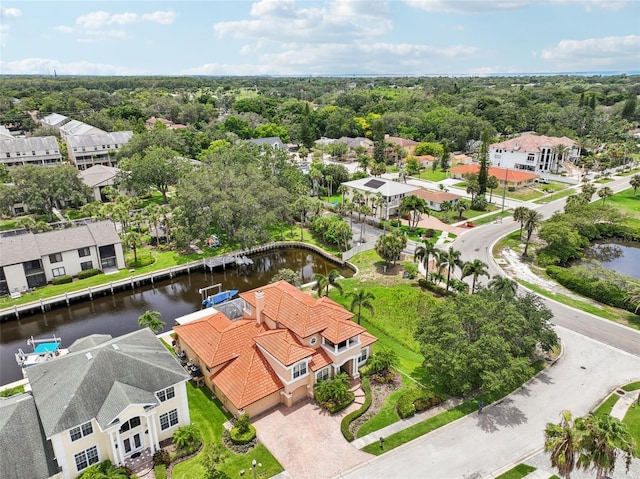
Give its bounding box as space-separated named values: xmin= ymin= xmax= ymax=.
xmin=173 ymin=281 xmax=377 ymax=418
xmin=449 ymin=164 xmax=539 ymax=189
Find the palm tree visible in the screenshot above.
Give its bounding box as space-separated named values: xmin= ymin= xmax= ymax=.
xmin=522 ymin=209 xmax=543 ymax=257
xmin=146 ymin=203 xmax=164 ymax=244
xmin=466 ymin=180 xmax=480 ymax=202
xmin=172 ymin=424 xmax=202 ymax=451
xmin=346 ymin=289 xmax=375 ymax=325
xmin=438 ymin=247 xmax=463 ymax=292
xmin=312 ymin=269 xmax=343 ymax=297
xmin=123 ymin=229 xmax=142 ymax=264
xmin=462 ymin=259 xmax=489 ymax=293
xmin=358 ymin=204 xmax=372 ymax=242
xmin=414 ymin=241 xmax=437 ymax=277
xmin=553 ymin=143 xmax=569 ymax=174
xmin=486 ymin=175 xmax=499 ymax=203
xmin=597 ymin=186 xmax=613 ymax=207
xmin=449 ymin=278 xmax=470 ymax=294
xmin=578 ymin=414 xmax=636 ymax=479
xmin=624 ymin=281 xmax=640 ymax=313
xmin=630 ymin=174 xmax=640 ymax=197
xmin=428 ymin=271 xmax=446 ymax=286
xmin=454 ymin=199 xmax=469 ymax=219
xmin=368 ymin=348 xmax=398 ymax=377
xmin=440 ymin=201 xmax=452 ymax=222
xmin=513 ymin=206 xmax=528 ymax=239
xmin=581 ymin=183 xmax=596 ymax=201
xmin=544 ymin=410 xmax=582 ymax=479
xmin=488 ymin=275 xmax=518 ymax=299
xmin=138 ymin=310 xmax=165 ymax=333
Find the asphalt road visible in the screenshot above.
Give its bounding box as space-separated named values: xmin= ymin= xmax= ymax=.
xmin=338 ymin=174 xmax=640 ymax=478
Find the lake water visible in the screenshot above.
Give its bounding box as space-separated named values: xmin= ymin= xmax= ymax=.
xmin=0 ymin=247 xmax=353 ymax=385
xmin=579 ymin=241 xmax=640 ymax=279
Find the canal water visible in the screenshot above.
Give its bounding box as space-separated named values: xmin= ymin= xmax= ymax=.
xmin=0 ymin=248 xmax=353 ymax=385
xmin=579 ymin=241 xmax=640 ymax=279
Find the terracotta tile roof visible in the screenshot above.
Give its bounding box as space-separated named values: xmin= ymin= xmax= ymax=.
xmin=212 ymin=344 xmax=283 ymax=409
xmin=449 ymin=164 xmax=538 ymax=183
xmin=240 ymin=281 xmax=356 ymax=338
xmin=360 ymin=331 xmax=378 ymax=348
xmin=385 ymin=135 xmax=418 ymax=148
xmin=413 ymin=189 xmax=461 ymax=203
xmin=491 ymin=134 xmax=576 ymax=153
xmin=407 ymin=155 xmax=436 ymax=163
xmin=254 ymin=329 xmax=314 ymax=366
xmin=309 ymin=348 xmax=333 ymax=371
xmin=322 ymin=315 xmax=367 ymax=344
xmin=174 ymin=313 xmax=257 ymax=368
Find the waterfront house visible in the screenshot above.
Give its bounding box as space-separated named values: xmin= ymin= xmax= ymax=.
xmin=9 ymin=329 xmax=191 ymax=479
xmin=340 ymin=177 xmax=420 ymax=220
xmin=0 ymin=220 xmax=125 ymax=296
xmin=173 ymin=280 xmax=377 ymax=418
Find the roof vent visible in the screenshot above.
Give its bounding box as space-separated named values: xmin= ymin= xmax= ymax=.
xmin=513 ymin=142 xmax=520 ymax=151
xmin=112 ymin=344 xmax=120 ymax=350
xmin=86 ymin=352 xmax=93 ymax=360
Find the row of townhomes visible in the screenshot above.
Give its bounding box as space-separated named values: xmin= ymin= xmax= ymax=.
xmin=0 ymin=221 xmax=125 ymax=296
xmin=0 ymin=280 xmax=377 ymax=479
xmin=0 ymin=328 xmax=191 ymax=479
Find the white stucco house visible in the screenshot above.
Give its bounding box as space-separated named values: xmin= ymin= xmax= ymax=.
xmin=340 ymin=177 xmax=419 ymax=220
xmin=0 ymin=329 xmax=191 ymax=479
xmin=489 ymin=133 xmax=578 ymax=173
xmin=0 ymin=221 xmax=125 ymax=296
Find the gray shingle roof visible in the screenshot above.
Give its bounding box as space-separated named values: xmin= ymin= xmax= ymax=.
xmin=0 ymin=136 xmax=59 ymax=154
xmin=0 ymin=393 xmax=59 ymax=479
xmin=41 ymin=113 xmax=68 ymax=127
xmin=247 ymin=137 xmax=284 ymax=148
xmin=27 ymin=328 xmax=190 ymax=437
xmin=0 ymin=221 xmax=121 ymax=267
xmin=60 ymin=120 xmax=105 ymax=136
xmin=78 ymin=164 xmax=121 ymax=187
xmin=68 ymin=334 xmax=113 ymax=352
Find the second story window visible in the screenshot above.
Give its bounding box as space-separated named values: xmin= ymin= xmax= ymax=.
xmin=293 ymin=361 xmax=307 ymax=379
xmin=49 ymin=253 xmax=63 ymax=263
xmin=157 ymin=386 xmax=175 ymax=402
xmin=70 ymin=421 xmax=93 ymax=442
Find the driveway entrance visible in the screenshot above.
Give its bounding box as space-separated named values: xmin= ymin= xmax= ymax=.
xmin=253 ymin=399 xmax=370 ymax=479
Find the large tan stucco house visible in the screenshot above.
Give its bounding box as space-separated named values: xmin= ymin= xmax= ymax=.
xmin=173 ymin=280 xmax=377 ymax=418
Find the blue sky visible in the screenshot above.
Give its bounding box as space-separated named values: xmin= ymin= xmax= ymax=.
xmin=1 ymin=0 xmax=639 ymax=76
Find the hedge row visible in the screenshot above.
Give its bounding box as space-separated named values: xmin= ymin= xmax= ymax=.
xmin=396 ymin=387 xmax=443 ymax=419
xmin=78 ymin=268 xmax=101 ymax=279
xmin=341 ymin=376 xmax=372 ymax=441
xmin=546 ymin=265 xmax=632 ymax=311
xmin=52 ymin=275 xmax=73 ymax=285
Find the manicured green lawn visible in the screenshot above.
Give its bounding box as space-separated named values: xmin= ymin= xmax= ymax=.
xmin=595 ymin=178 xmax=614 ymax=184
xmin=495 ymin=464 xmax=536 ymax=479
xmin=356 ymin=383 xmax=408 ymax=437
xmin=412 ymin=169 xmax=449 ymax=182
xmin=606 ymin=188 xmax=640 ymax=218
xmin=503 ymin=188 xmax=544 ymax=201
xmin=533 ymin=188 xmax=575 ymax=204
xmin=0 ymin=384 xmax=25 ymax=397
xmin=623 ymin=382 xmax=640 ymax=391
xmin=171 ymin=384 xmax=282 ymax=478
xmin=471 ymin=210 xmax=513 ymax=226
xmin=623 ymin=403 xmax=640 ymax=457
xmin=593 ymin=394 xmax=620 ymax=417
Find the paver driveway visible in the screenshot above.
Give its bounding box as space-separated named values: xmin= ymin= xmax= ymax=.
xmin=253 ymin=399 xmax=371 ymax=479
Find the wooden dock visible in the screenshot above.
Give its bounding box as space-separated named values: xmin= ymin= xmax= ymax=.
xmin=0 ymin=241 xmax=348 ymax=321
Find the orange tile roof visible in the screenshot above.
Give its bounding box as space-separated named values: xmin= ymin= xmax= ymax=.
xmin=407 ymin=155 xmax=436 ymax=163
xmin=309 ymin=348 xmax=333 ymax=372
xmin=449 ymin=164 xmax=538 ymax=183
xmin=174 ymin=312 xmax=241 ymax=368
xmin=491 ymin=133 xmax=576 ymax=153
xmin=240 ymin=281 xmax=357 ymax=339
xmin=254 ymin=329 xmax=314 ymax=366
xmin=360 ymin=331 xmax=378 ymax=348
xmin=212 ymin=344 xmax=283 ymax=409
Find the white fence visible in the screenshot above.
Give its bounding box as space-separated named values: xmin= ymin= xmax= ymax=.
xmin=342 ymin=241 xmax=377 ymax=261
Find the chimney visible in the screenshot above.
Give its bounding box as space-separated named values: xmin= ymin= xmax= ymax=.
xmin=255 ymin=290 xmax=264 ymax=326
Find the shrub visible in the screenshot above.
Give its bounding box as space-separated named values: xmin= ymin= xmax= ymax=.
xmin=404 ymin=262 xmax=418 ymax=279
xmin=52 ymin=275 xmax=73 ymax=285
xmin=508 ymin=186 xmax=516 ymax=192
xmin=153 ymin=449 xmax=171 ymax=466
xmin=425 ymin=228 xmax=436 ymax=238
xmin=546 ymin=265 xmax=629 ymax=310
xmin=341 ymin=377 xmax=372 ymax=441
xmin=235 ymin=413 xmax=251 ymax=434
xmin=77 ymin=268 xmax=101 ymax=280
xmin=230 ymin=423 xmax=257 ymax=444
xmin=397 ymin=393 xmax=416 ymax=419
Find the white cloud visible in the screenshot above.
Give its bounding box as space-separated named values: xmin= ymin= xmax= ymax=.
xmin=1 ymin=7 xmax=21 ymax=19
xmin=1 ymin=6 xmax=21 ymax=47
xmin=142 ymin=11 xmax=178 ymax=24
xmin=404 ymin=0 xmax=634 ymax=13
xmin=58 ymin=9 xmax=177 ymax=41
xmin=214 ymin=0 xmax=393 ymax=43
xmin=0 ymin=57 xmax=145 ymax=75
xmin=540 ymin=35 xmax=640 ymax=70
